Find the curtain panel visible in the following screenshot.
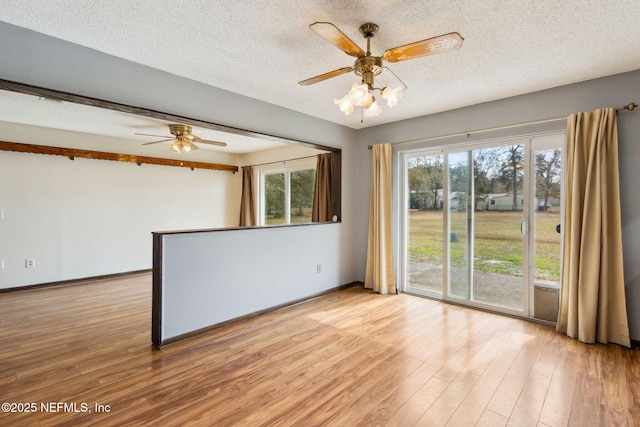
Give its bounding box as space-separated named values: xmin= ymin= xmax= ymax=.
xmin=239 ymin=166 xmax=256 ymax=227
xmin=557 ymin=108 xmax=630 ymax=347
xmin=365 ymin=144 xmax=396 ymax=294
xmin=312 ymin=153 xmax=332 ymax=222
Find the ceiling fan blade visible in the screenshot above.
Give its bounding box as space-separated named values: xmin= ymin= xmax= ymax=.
xmin=383 ymin=32 xmax=463 ymax=63
xmin=135 ymin=133 xmax=172 ymax=138
xmin=310 ymin=22 xmax=365 ymax=57
xmin=197 ymin=139 xmax=228 ymax=147
xmin=298 ymin=67 xmax=354 ymax=86
xmin=142 ymin=138 xmax=175 ymax=145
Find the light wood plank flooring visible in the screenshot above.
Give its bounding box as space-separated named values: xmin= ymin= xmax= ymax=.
xmin=1 ymin=274 xmax=639 ymax=426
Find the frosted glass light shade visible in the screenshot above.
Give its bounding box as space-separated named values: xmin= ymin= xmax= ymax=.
xmin=334 ymin=94 xmax=355 ymax=115
xmin=347 ymin=83 xmax=370 ymax=106
xmin=363 ymin=99 xmax=382 ymax=117
xmin=382 ymin=86 xmax=404 ymax=108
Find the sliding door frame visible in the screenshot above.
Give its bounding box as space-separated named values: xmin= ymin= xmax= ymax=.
xmin=399 ymin=131 xmax=565 ymax=319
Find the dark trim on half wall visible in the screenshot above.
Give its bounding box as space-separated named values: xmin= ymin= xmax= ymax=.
xmin=0 ymin=269 xmax=151 ymax=294
xmin=151 ymin=234 xmax=164 ymax=350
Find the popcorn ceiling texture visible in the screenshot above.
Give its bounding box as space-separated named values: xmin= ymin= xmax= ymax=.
xmin=1 ymin=0 xmax=639 ymax=129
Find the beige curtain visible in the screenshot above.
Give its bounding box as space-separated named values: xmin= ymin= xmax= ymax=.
xmin=557 ymin=108 xmax=630 ymax=347
xmin=239 ymin=166 xmax=256 ymax=226
xmin=312 ymin=153 xmax=332 ymax=222
xmin=365 ymin=144 xmax=396 ymax=294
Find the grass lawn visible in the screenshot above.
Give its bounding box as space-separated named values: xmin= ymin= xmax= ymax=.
xmin=408 ymin=209 xmax=561 ymax=281
xmin=265 ymin=208 xmax=313 ymax=225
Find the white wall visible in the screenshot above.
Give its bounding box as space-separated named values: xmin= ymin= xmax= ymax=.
xmin=239 ymin=144 xmax=326 ymax=167
xmin=160 ymin=224 xmax=343 ymax=342
xmin=0 ymin=22 xmax=361 ymax=289
xmin=0 ymin=124 xmax=241 ymax=288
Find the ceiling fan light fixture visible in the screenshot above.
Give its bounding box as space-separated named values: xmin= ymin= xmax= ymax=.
xmin=363 ymin=98 xmax=382 ymax=117
xmin=382 ymin=85 xmax=403 ymax=108
xmin=336 ymin=81 xmax=396 ymax=116
xmin=335 ymin=46 xmax=404 ymax=117
xmin=347 ymin=82 xmax=370 ymax=105
xmin=362 ymin=92 xmax=375 ymax=109
xmin=334 ymin=94 xmax=355 ymax=115
xmin=170 ymin=139 xmax=192 ymax=153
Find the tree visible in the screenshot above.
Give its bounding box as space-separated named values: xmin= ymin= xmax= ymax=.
xmin=408 ymin=155 xmax=443 ymax=209
xmin=535 ymin=149 xmax=561 ymax=210
xmin=498 ymin=145 xmax=524 ymax=210
xmin=290 ymin=169 xmax=315 ymax=216
xmin=449 ymin=156 xmax=470 ymax=211
xmin=265 ymin=173 xmax=285 ymax=218
xmin=474 ymin=150 xmax=499 ymax=208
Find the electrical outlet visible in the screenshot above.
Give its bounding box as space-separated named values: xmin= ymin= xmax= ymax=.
xmin=316 ymin=263 xmax=322 ymax=274
xmin=25 ymin=258 xmax=36 ymax=268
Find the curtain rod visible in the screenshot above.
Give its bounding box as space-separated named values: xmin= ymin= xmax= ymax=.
xmin=242 ymin=154 xmax=320 ymax=169
xmin=367 ymin=102 xmax=637 ymax=150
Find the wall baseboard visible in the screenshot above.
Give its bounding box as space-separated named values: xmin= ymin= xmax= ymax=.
xmin=157 ymin=281 xmax=363 ymax=349
xmin=0 ymin=270 xmax=151 ymax=294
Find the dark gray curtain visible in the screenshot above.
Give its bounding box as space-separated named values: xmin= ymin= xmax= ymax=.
xmin=239 ymin=166 xmax=256 ymax=226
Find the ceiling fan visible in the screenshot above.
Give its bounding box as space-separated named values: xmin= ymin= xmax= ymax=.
xmin=299 ymin=22 xmax=463 ymax=117
xmin=136 ymin=124 xmax=227 ymax=153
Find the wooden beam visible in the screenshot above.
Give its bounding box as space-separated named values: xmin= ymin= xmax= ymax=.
xmin=0 ymin=140 xmax=238 ymax=172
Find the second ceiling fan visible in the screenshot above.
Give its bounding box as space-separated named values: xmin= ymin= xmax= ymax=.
xmin=299 ymin=22 xmax=463 ymax=117
xmin=136 ymin=124 xmax=227 ymax=153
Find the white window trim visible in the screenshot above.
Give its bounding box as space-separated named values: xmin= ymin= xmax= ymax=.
xmin=256 ymin=160 xmax=316 ymax=226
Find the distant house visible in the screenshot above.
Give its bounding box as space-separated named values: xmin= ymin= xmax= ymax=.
xmin=486 ymin=193 xmax=524 ymax=211
xmin=435 ymin=189 xmax=467 ymax=210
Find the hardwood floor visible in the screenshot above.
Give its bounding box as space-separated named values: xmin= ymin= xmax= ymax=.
xmin=1 ymin=273 xmax=639 ymax=426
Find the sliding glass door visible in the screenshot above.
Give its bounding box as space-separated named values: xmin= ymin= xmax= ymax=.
xmin=446 ymin=141 xmax=528 ymax=312
xmin=405 ymin=152 xmax=444 ymax=296
xmin=402 ymin=134 xmax=563 ymax=317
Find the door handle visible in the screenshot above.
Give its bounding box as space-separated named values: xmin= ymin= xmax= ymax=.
xmin=556 ymin=224 xmax=561 ymax=234
xmin=521 ymin=219 xmax=528 ymax=236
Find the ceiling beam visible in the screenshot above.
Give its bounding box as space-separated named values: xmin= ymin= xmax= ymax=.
xmin=0 ymin=140 xmax=238 ymax=172
xmin=0 ymin=78 xmax=339 ymax=153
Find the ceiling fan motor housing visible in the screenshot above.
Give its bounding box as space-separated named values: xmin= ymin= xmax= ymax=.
xmin=169 ymin=124 xmax=192 ymax=137
xmin=355 ymin=23 xmax=383 ymax=88
xmin=354 ymin=56 xmax=383 ymax=87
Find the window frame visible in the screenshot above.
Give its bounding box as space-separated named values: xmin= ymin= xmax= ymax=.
xmin=257 ymin=160 xmax=316 ymax=226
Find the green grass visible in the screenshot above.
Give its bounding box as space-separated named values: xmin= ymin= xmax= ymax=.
xmin=265 ymin=208 xmax=313 ymax=225
xmin=408 ymin=209 xmax=561 ymax=281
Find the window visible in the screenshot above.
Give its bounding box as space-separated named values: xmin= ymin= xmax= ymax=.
xmin=260 ymin=167 xmax=316 ymax=225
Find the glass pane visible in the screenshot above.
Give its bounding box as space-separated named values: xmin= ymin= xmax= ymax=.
xmin=534 ymin=148 xmax=562 ymax=284
xmin=448 ymin=151 xmax=471 ymax=300
xmin=290 ymin=169 xmax=315 ymax=224
xmin=406 ymin=154 xmax=444 ymax=294
xmin=264 ymin=172 xmax=285 ymax=225
xmin=472 ymin=145 xmax=524 ymax=311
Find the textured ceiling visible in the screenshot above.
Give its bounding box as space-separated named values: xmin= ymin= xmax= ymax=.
xmin=1 ymin=0 xmax=640 ymax=131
